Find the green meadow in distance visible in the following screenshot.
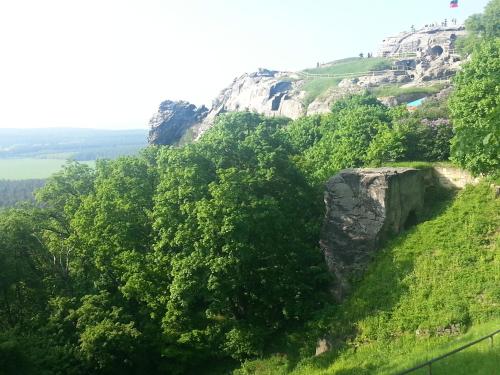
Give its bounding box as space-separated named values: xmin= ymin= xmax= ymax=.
xmin=0 ymin=158 xmax=95 ymax=180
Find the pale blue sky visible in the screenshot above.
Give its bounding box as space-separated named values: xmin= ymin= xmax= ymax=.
xmin=0 ymin=0 xmax=490 ymax=129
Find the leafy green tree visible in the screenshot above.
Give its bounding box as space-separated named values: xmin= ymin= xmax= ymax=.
xmin=70 ymin=155 xmax=157 ymax=292
xmin=365 ymin=123 xmax=406 ymax=166
xmin=456 ymin=0 xmax=500 ymax=54
xmin=0 ymin=209 xmax=52 ymax=329
xmin=449 ymin=39 xmax=500 ymax=175
xmin=296 ymin=95 xmax=390 ymax=183
xmin=285 ymin=114 xmax=325 ymax=153
xmin=151 ymin=112 xmax=328 ymax=363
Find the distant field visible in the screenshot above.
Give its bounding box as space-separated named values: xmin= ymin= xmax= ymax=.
xmin=0 ymin=159 xmax=95 ymax=180
xmin=0 ymin=128 xmax=147 ymax=160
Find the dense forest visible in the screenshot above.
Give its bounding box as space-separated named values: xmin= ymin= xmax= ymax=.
xmin=0 ymin=179 xmax=45 ymax=208
xmin=0 ymin=2 xmax=498 ymax=374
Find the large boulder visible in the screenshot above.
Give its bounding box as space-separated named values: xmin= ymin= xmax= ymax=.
xmin=320 ymin=168 xmax=428 ymax=300
xmin=148 ymin=100 xmax=208 ymax=145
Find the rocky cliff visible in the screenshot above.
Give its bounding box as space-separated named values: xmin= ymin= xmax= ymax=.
xmin=320 ymin=166 xmax=480 ymax=301
xmin=148 ymin=100 xmax=208 ymax=145
xmin=321 ymin=168 xmax=429 ymax=300
xmin=192 ymin=69 xmax=306 ymax=139
xmin=149 ymin=25 xmax=465 ymax=145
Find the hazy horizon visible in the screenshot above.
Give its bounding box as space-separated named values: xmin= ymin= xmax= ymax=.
xmin=0 ymin=0 xmax=490 ymax=129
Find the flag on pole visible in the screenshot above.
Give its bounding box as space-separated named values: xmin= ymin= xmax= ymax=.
xmin=450 ymin=0 xmax=458 ymax=8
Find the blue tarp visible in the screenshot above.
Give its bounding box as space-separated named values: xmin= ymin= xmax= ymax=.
xmin=407 ymin=97 xmax=427 ymax=107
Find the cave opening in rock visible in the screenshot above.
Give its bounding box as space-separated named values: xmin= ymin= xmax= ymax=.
xmin=430 ymin=45 xmax=444 ymax=57
xmin=404 ymin=210 xmax=418 ymax=230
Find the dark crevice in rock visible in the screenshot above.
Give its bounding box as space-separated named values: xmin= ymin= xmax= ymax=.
xmin=271 ymin=93 xmax=285 ymax=111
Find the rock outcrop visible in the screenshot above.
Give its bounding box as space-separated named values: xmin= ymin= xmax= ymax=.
xmin=148 ymin=100 xmax=208 ymax=145
xmin=211 ymin=69 xmax=305 ymax=119
xmin=193 ymin=69 xmax=306 ymax=139
xmin=320 ymin=168 xmax=428 ymax=300
xmin=148 ymin=26 xmax=466 ymax=145
xmin=377 ymin=25 xmax=465 ymax=58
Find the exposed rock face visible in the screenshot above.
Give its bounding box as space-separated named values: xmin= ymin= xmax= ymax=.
xmin=192 ymin=69 xmax=306 ymax=139
xmin=148 ymin=100 xmax=208 ymax=145
xmin=377 ymin=25 xmax=466 ymax=58
xmin=377 ymin=25 xmax=466 ymax=83
xmin=148 ymin=26 xmax=466 ymax=145
xmin=211 ymin=69 xmax=305 ymax=118
xmin=321 ymin=168 xmax=428 ymax=300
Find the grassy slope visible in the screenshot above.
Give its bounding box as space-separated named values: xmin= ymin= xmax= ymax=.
xmin=303 ymin=58 xmax=392 ymax=76
xmin=301 ymin=58 xmax=392 ymax=106
xmin=300 ymin=58 xmax=447 ymax=107
xmin=237 ymin=183 xmax=500 ymax=374
xmin=368 ymin=84 xmax=446 ymax=98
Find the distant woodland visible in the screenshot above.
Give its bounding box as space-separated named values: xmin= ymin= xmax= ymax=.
xmin=0 ymin=2 xmax=498 ymax=374
xmin=0 ymin=179 xmax=45 ymax=208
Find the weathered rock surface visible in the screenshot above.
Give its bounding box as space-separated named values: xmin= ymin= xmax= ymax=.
xmin=320 ymin=168 xmax=428 ymax=300
xmin=377 ymin=25 xmax=466 ymax=58
xmin=192 ymin=69 xmax=306 ymax=140
xmin=148 ymin=26 xmax=466 ymax=145
xmin=320 ymin=165 xmax=481 ymax=301
xmin=432 ymin=166 xmax=481 ymax=189
xmin=212 ymin=69 xmax=305 ymax=119
xmin=148 ymin=100 xmax=208 ymax=145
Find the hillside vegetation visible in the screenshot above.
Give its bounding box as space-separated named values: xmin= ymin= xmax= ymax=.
xmin=0 ymin=1 xmax=498 ymax=374
xmin=301 ymin=57 xmax=393 ymax=105
xmin=303 ymin=57 xmax=392 ymax=76
xmin=0 ymin=179 xmax=45 ymax=208
xmin=238 ymin=182 xmax=500 ymax=374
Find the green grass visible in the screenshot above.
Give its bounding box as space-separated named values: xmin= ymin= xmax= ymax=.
xmin=301 ymin=57 xmax=393 ymax=106
xmin=302 ymin=78 xmax=343 ymax=106
xmin=369 ymin=84 xmax=445 ymax=98
xmin=290 ymin=320 xmax=500 ymax=375
xmin=304 ymin=58 xmax=392 ymax=76
xmin=236 ymin=183 xmax=500 ymax=374
xmin=383 ymin=161 xmax=455 ymax=169
xmin=0 ymin=159 xmax=95 ymax=179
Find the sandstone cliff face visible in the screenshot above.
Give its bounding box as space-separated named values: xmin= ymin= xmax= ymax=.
xmin=319 ymin=165 xmax=480 ymax=301
xmin=148 ymin=100 xmax=208 ymax=145
xmin=211 ymin=69 xmax=305 ymax=119
xmin=148 ymin=26 xmax=465 ymax=145
xmin=377 ymin=25 xmax=465 ymax=58
xmin=192 ymin=69 xmax=306 ymax=139
xmin=321 ymin=168 xmax=428 ymax=300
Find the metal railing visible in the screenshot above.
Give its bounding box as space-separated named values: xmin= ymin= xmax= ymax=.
xmin=396 ymin=329 xmax=500 ymax=375
xmin=297 ymin=67 xmax=411 ymax=80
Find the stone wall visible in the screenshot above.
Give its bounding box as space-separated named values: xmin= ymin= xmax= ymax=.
xmin=320 ymin=168 xmax=427 ymax=300
xmin=432 ymin=166 xmax=481 ymax=189
xmin=320 ymin=166 xmax=479 ymax=300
